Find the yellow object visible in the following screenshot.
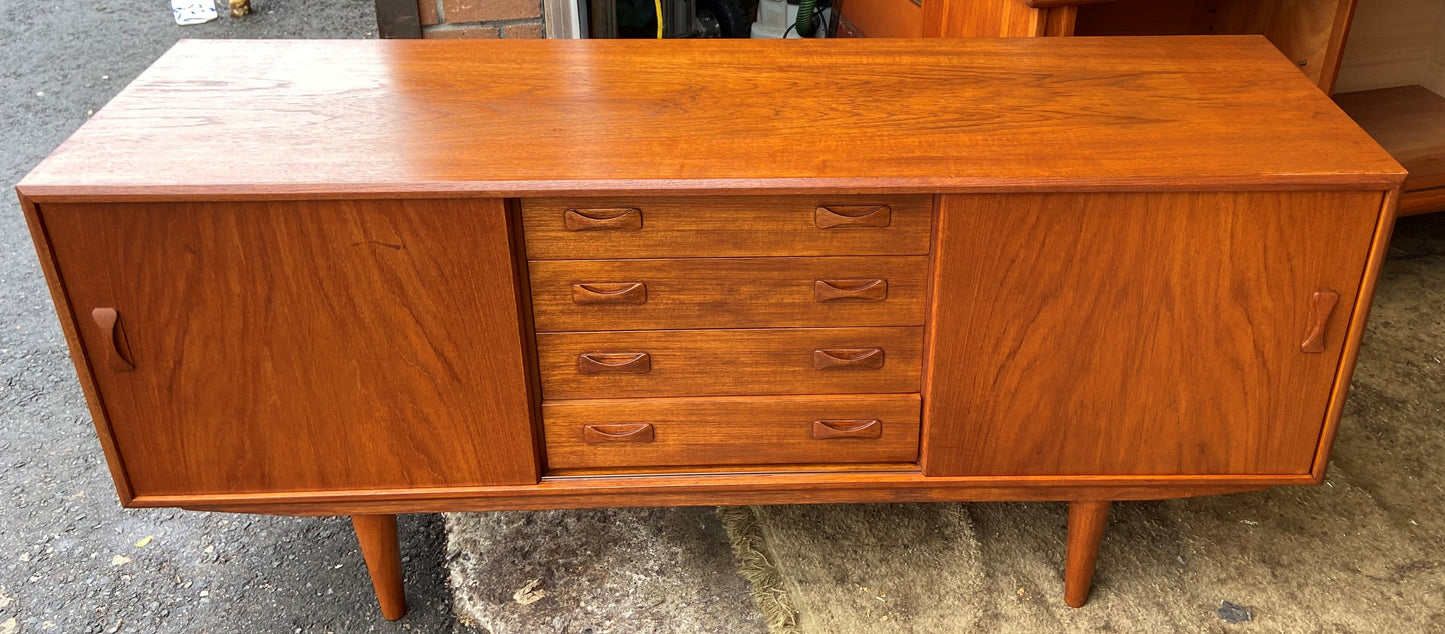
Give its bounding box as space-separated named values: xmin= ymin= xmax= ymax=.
xmin=655 ymin=0 xmax=664 ymax=38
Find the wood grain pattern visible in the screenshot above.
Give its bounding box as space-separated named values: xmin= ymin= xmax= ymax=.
xmin=15 ymin=38 xmax=1403 ymax=202
xmin=1064 ymin=500 xmax=1110 ymax=607
xmin=1308 ymin=186 xmax=1399 ymax=481
xmin=505 ymin=198 xmax=550 ymax=476
xmin=924 ymin=0 xmax=1044 ymax=36
xmin=1072 ymin=0 xmax=1356 ymax=91
xmin=1043 ymin=6 xmax=1077 ymax=35
xmin=1398 ymin=186 xmax=1445 ymax=217
xmin=352 ymin=514 xmax=407 ymax=620
xmin=17 ymin=194 xmax=136 ymax=503
xmin=1213 ymin=0 xmax=1356 ymax=93
xmin=543 ymin=394 xmax=920 ymax=469
xmin=921 ymin=191 xmax=1383 ymax=477
xmin=521 ymin=196 xmax=933 ymax=259
xmin=537 ymin=327 xmax=923 ymax=399
xmin=1317 ymin=0 xmax=1359 ymax=94
xmin=836 ymin=0 xmax=923 ymax=36
xmin=528 ymin=257 xmax=928 ymax=332
xmin=40 ymin=199 xmax=539 ymax=496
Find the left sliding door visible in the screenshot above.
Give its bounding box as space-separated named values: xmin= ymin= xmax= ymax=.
xmin=40 ymin=198 xmax=538 ymax=499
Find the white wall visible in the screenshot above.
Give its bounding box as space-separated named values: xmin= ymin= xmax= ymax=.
xmin=1334 ymin=0 xmax=1445 ymax=93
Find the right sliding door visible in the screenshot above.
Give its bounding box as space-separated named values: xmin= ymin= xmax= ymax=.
xmin=922 ymin=191 xmax=1384 ymax=476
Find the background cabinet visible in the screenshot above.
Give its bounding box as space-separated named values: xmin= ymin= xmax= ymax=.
xmin=40 ymin=199 xmax=538 ymax=498
xmin=1332 ymin=0 xmax=1445 ymax=216
xmin=840 ymin=0 xmax=1355 ymax=93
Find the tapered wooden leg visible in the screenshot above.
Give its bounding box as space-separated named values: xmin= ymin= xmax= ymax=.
xmin=1064 ymin=500 xmax=1111 ymax=608
xmin=352 ymin=514 xmax=408 ymax=620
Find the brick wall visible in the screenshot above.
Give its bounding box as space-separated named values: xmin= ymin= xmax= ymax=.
xmin=419 ymin=0 xmax=547 ymax=38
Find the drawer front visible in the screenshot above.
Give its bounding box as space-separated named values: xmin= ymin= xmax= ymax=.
xmin=529 ymin=256 xmax=928 ymax=332
xmin=521 ymin=195 xmax=933 ymax=259
xmin=543 ymin=394 xmax=922 ymax=469
xmin=537 ymin=327 xmax=923 ymax=399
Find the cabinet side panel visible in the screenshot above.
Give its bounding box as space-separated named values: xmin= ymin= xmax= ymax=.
xmin=42 ymin=198 xmax=538 ymax=496
xmin=922 ymin=191 xmax=1382 ymax=476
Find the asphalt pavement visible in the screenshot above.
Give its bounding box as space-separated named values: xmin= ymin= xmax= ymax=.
xmin=0 ymin=1 xmax=474 ymax=631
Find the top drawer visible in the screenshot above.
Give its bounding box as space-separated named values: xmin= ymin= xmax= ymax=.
xmin=521 ymin=195 xmax=934 ymax=259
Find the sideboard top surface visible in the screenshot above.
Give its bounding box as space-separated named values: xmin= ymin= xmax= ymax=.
xmin=18 ymin=36 xmax=1403 ymax=200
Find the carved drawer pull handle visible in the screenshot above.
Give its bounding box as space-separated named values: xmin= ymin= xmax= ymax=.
xmin=812 ymin=419 xmax=882 ymax=440
xmin=1300 ymin=290 xmax=1340 ymax=353
xmin=584 ymin=423 xmax=655 ymax=444
xmin=815 ymin=204 xmax=891 ymax=229
xmin=814 ymin=279 xmax=888 ymax=302
xmin=812 ymin=347 xmax=884 ymax=370
xmin=564 ymin=208 xmax=642 ymax=231
xmin=578 ymin=352 xmax=652 ymax=375
xmin=91 ymin=307 xmax=135 ymax=372
xmin=573 ymin=282 xmax=647 ymax=305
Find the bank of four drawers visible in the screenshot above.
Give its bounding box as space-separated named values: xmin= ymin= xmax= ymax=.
xmin=522 ymin=195 xmax=932 ymax=471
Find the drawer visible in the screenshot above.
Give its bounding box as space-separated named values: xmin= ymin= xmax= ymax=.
xmin=537 ymin=327 xmax=923 ymax=399
xmin=543 ymin=394 xmax=922 ymax=469
xmin=528 ymin=256 xmax=928 ymax=332
xmin=521 ymin=195 xmax=933 ymax=259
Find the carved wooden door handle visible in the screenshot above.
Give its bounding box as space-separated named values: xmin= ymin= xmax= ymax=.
xmin=564 ymin=208 xmax=642 ymax=231
xmin=814 ymin=279 xmax=888 ymax=302
xmin=91 ymin=307 xmax=135 ymax=372
xmin=812 ymin=348 xmax=884 ymax=370
xmin=812 ymin=419 xmax=882 ymax=440
xmin=573 ymin=282 xmax=647 ymax=305
xmin=577 ymin=352 xmax=652 ymax=375
xmin=584 ymin=423 xmax=655 ymax=444
xmin=815 ymin=204 xmax=891 ymax=228
xmin=1300 ymin=290 xmax=1340 ymax=353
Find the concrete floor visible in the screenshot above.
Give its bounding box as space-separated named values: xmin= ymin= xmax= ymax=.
xmin=3 ymin=1 xmax=1444 ymax=632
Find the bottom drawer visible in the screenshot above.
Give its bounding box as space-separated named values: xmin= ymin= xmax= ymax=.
xmin=543 ymin=394 xmax=921 ymax=470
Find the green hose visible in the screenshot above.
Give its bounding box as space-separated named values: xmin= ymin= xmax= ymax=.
xmin=795 ymin=0 xmax=816 ymax=37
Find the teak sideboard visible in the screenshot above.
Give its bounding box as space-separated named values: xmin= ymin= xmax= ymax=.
xmin=17 ymin=37 xmax=1404 ymax=619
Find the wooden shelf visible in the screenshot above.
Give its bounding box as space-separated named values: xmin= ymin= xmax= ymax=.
xmin=1336 ymin=85 xmax=1445 ymax=216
